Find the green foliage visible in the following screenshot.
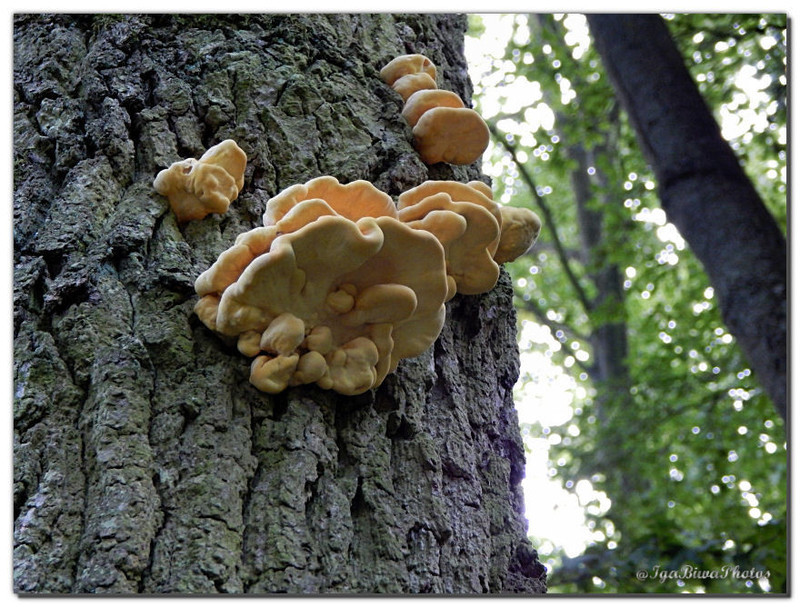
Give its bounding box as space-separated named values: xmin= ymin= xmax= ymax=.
xmin=468 ymin=13 xmax=787 ymax=594
xmin=467 ymin=14 xmax=486 ymax=38
xmin=665 ymin=14 xmax=787 ymax=232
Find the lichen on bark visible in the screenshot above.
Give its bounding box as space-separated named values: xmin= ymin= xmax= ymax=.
xmin=13 ymin=13 xmax=546 ymax=594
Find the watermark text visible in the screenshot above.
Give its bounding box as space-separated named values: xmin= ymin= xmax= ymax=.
xmin=636 ymin=564 xmax=770 ymax=584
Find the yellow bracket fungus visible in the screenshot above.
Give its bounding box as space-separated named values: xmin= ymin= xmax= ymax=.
xmin=190 ymin=159 xmax=540 ymax=396
xmin=398 ymin=181 xmax=501 ymax=298
xmin=195 ymin=177 xmax=449 ymax=396
xmin=494 ymin=206 xmax=542 ymax=263
xmin=397 ymin=180 xmax=541 ymax=293
xmin=153 ymin=139 xmax=246 ymax=223
xmin=380 ymin=54 xmax=489 ymax=166
xmin=263 ymin=175 xmax=399 ymax=225
xmin=379 ymin=54 xmax=438 ymax=101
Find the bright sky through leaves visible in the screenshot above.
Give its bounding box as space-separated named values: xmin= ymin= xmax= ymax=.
xmin=465 ymin=13 xmax=787 ymax=592
xmin=467 ymin=11 xmax=615 ymax=563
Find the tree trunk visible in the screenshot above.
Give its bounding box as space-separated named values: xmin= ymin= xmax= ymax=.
xmin=586 ymin=14 xmax=787 ymax=421
xmin=13 ymin=14 xmax=546 ymax=594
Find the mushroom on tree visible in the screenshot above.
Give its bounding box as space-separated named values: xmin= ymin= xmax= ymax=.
xmin=494 ymin=206 xmax=542 ymax=263
xmin=412 ymin=108 xmax=490 ymax=166
xmin=466 ymin=181 xmax=542 ymax=263
xmin=398 ymin=180 xmax=501 ymax=297
xmin=153 ymin=139 xmax=247 ymax=222
xmin=263 ymin=175 xmax=399 ymax=226
xmin=194 ymin=173 xmax=538 ymax=395
xmin=397 ymin=180 xmax=542 ymax=294
xmin=380 ymin=54 xmax=490 ymax=165
xmin=401 ymin=89 xmax=466 ymax=126
xmin=195 ymin=178 xmax=450 ymax=395
xmin=458 ymin=180 xmax=542 ymax=263
xmin=379 ymin=53 xmax=438 ymax=101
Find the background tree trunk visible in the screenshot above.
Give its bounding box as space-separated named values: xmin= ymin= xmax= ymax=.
xmin=586 ymin=14 xmax=787 ymax=421
xmin=13 ymin=14 xmax=546 ymax=594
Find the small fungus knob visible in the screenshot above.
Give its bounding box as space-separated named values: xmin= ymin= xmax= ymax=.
xmin=153 ymin=139 xmax=246 ymax=223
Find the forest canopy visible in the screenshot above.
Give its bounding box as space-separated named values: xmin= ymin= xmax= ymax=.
xmin=466 ymin=13 xmax=787 ymax=594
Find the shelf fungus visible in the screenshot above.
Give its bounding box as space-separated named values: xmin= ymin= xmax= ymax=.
xmin=379 ymin=53 xmax=438 ymax=102
xmin=153 ymin=139 xmax=246 ymax=222
xmin=398 ymin=180 xmax=541 ymax=296
xmin=195 ymin=177 xmax=449 ymax=396
xmin=464 ymin=180 xmax=542 ymax=263
xmin=380 ymin=54 xmax=490 ymax=166
xmin=194 ymin=171 xmax=540 ymax=396
xmin=494 ymin=205 xmax=542 ymax=264
xmin=263 ymin=175 xmax=399 ymax=226
xmin=398 ymin=180 xmax=501 ymax=297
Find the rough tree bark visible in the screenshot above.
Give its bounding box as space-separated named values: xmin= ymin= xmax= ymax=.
xmin=587 ymin=14 xmax=787 ymax=421
xmin=12 ymin=14 xmax=546 ymax=594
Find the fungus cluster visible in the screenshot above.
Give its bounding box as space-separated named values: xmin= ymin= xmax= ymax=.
xmin=194 ymin=177 xmax=450 ymax=395
xmin=398 ymin=180 xmax=541 ymax=298
xmin=153 ymin=139 xmax=247 ymax=223
xmin=187 ymin=161 xmax=540 ymax=396
xmin=380 ymin=54 xmax=490 ymax=166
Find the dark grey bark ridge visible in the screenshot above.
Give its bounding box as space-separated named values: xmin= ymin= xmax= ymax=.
xmin=14 ymin=14 xmax=546 ymax=594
